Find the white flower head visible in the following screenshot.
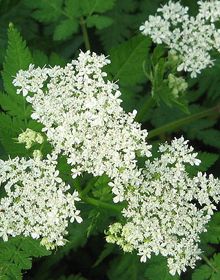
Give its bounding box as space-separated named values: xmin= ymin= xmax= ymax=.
xmin=0 ymin=155 xmax=82 ymax=249
xmin=107 ymin=137 xmax=220 ymax=275
xmin=13 ymin=51 xmax=151 ymax=202
xmin=140 ymin=0 xmax=220 ymax=77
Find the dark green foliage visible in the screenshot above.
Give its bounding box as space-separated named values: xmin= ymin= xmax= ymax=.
xmin=192 ymin=254 xmax=220 ymax=280
xmin=0 ymin=237 xmax=50 ymax=279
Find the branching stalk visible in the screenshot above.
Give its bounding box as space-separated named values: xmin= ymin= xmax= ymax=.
xmin=148 ymin=104 xmax=220 ymax=139
xmin=80 ymin=17 xmax=91 ymax=51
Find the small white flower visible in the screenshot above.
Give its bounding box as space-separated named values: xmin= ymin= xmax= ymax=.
xmin=140 ymin=0 xmax=220 ymax=77
xmin=0 ymin=156 xmax=82 ymax=249
xmin=13 ymin=51 xmax=151 ymax=202
xmin=107 ymin=137 xmax=220 ymax=275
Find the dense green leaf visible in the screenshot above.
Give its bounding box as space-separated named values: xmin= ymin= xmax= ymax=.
xmin=0 ymin=237 xmax=50 ymax=279
xmin=86 ymin=15 xmax=113 ymax=29
xmin=107 ymin=253 xmax=146 ymax=280
xmin=2 ymin=24 xmax=32 ymax=96
xmin=24 ymin=0 xmax=63 ymax=23
xmin=197 ymin=129 xmax=220 ymax=149
xmin=192 ymin=254 xmax=220 ymax=280
xmin=80 ymin=0 xmax=116 ymax=15
xmin=0 ymin=25 xmax=34 ymax=156
xmin=187 ymin=152 xmax=219 ymax=176
xmin=106 ymin=35 xmax=151 ymax=86
xmin=54 ymin=19 xmax=79 ymax=40
xmin=144 ymin=255 xmax=180 ymax=280
xmin=201 ymin=213 xmax=220 ymax=244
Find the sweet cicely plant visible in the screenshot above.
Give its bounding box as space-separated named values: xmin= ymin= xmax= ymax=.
xmin=0 ymin=1 xmax=220 ymax=279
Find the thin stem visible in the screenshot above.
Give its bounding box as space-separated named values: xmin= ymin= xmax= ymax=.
xmin=80 ymin=17 xmax=91 ymax=51
xmin=82 ymin=196 xmax=124 ymax=213
xmin=201 ymin=254 xmax=218 ymax=273
xmin=135 ymin=95 xmax=155 ymax=123
xmin=148 ymin=104 xmax=220 ymax=139
xmin=81 ymin=179 xmax=97 ymax=196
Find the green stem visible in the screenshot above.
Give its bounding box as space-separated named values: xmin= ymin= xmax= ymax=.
xmin=81 ymin=179 xmax=96 ymax=196
xmin=23 ymin=96 xmax=28 ymax=127
xmin=82 ymin=196 xmax=124 ymax=213
xmin=148 ymin=104 xmax=220 ymax=139
xmin=80 ymin=17 xmax=91 ymax=51
xmin=136 ymin=96 xmax=155 ymax=123
xmin=201 ymin=254 xmax=218 ymax=273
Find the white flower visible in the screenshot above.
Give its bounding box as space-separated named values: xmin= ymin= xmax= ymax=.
xmin=107 ymin=137 xmax=220 ymax=275
xmin=0 ymin=155 xmax=82 ymax=249
xmin=140 ymin=0 xmax=220 ymax=77
xmin=13 ymin=51 xmax=151 ymax=202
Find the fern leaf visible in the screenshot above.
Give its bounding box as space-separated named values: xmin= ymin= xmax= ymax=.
xmin=24 ymin=0 xmax=63 ymax=23
xmin=2 ymin=23 xmax=32 ymax=97
xmin=0 ymin=237 xmax=50 ymax=279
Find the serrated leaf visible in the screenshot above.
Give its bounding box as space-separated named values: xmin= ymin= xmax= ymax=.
xmin=80 ymin=0 xmax=116 ymax=15
xmin=64 ymin=0 xmax=82 ymax=18
xmin=197 ymin=129 xmax=220 ymax=149
xmin=2 ymin=24 xmax=32 ymax=97
xmin=0 ymin=25 xmax=36 ymax=156
xmin=0 ymin=237 xmax=50 ymax=279
xmin=98 ymin=0 xmax=137 ymax=51
xmin=86 ymin=15 xmax=113 ymax=29
xmin=24 ymin=0 xmax=63 ymax=23
xmin=192 ymin=254 xmax=220 ymax=280
xmin=106 ymin=35 xmax=151 ymax=86
xmin=53 ymin=19 xmax=79 ymax=41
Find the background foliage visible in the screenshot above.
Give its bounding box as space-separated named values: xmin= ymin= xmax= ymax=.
xmin=0 ymin=0 xmax=219 ymax=279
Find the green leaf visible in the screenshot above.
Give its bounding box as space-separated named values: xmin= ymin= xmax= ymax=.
xmin=107 ymin=253 xmax=146 ymax=280
xmin=186 ymin=152 xmax=219 ymax=176
xmin=144 ymin=255 xmax=180 ymax=280
xmin=24 ymin=0 xmax=63 ymax=23
xmin=192 ymin=254 xmax=220 ymax=280
xmin=86 ymin=15 xmax=113 ymax=29
xmin=197 ymin=129 xmax=220 ymax=149
xmin=0 ymin=237 xmax=50 ymax=279
xmin=2 ymin=23 xmax=32 ymax=97
xmin=53 ymin=19 xmax=79 ymax=40
xmin=106 ymin=35 xmax=151 ymax=86
xmin=0 ymin=25 xmax=40 ymax=156
xmin=98 ymin=0 xmax=137 ymax=51
xmin=64 ymin=0 xmax=82 ymax=18
xmin=201 ymin=213 xmax=220 ymax=244
xmin=80 ymin=0 xmax=116 ymax=15
xmin=30 ymin=221 xmax=89 ymax=280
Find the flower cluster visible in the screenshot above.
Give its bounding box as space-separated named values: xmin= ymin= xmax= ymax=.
xmin=140 ymin=0 xmax=220 ymax=78
xmin=106 ymin=137 xmax=220 ymax=275
xmin=13 ymin=51 xmax=151 ymax=202
xmin=10 ymin=51 xmax=220 ymax=274
xmin=0 ymin=154 xmax=82 ymax=249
